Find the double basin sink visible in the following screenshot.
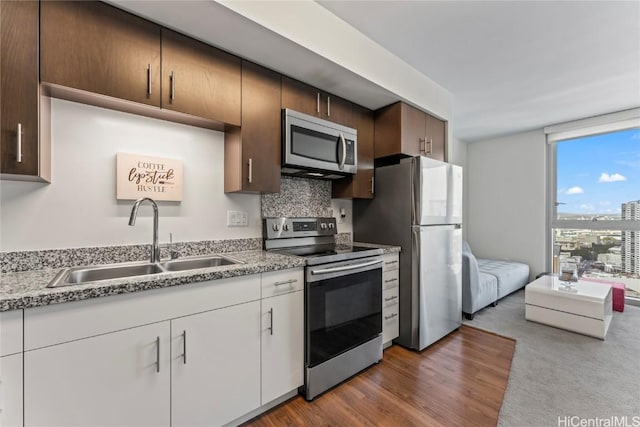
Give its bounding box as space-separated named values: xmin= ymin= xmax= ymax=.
xmin=47 ymin=255 xmax=243 ymax=288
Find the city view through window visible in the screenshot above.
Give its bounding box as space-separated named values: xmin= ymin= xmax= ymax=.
xmin=554 ymin=128 xmax=640 ymax=299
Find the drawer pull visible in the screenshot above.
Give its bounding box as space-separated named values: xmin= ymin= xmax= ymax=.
xmin=384 ymin=313 xmax=398 ymax=320
xmin=274 ymin=279 xmax=297 ymax=287
xmin=155 ymin=336 xmax=161 ymax=373
xmin=385 ymin=260 xmax=398 ymax=265
xmin=181 ymin=330 xmax=187 ymax=365
xmin=384 ymin=296 xmax=398 ymax=302
xmin=268 ymin=308 xmax=274 ymax=335
xmin=385 ymin=278 xmax=398 ymax=283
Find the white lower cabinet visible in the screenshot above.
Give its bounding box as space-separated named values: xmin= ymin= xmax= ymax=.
xmin=261 ymin=289 xmax=304 ymax=404
xmin=382 ymin=253 xmax=400 ymax=347
xmin=24 ymin=321 xmax=171 ymax=427
xmin=171 ymin=301 xmax=261 ymax=427
xmin=0 ymin=353 xmax=23 ymax=427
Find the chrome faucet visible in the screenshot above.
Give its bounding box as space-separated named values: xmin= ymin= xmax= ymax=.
xmin=128 ymin=197 xmax=160 ymax=263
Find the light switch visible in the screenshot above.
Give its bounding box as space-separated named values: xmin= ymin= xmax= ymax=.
xmin=227 ymin=210 xmax=249 ymax=227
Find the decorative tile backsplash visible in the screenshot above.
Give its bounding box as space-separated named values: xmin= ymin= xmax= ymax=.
xmin=261 ymin=176 xmax=332 ymax=218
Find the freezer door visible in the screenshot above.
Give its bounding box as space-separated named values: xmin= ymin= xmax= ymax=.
xmin=413 ymin=225 xmax=462 ymax=350
xmin=413 ymin=156 xmax=463 ymax=225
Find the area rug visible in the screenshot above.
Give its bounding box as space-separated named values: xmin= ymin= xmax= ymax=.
xmin=464 ymin=290 xmax=640 ymax=427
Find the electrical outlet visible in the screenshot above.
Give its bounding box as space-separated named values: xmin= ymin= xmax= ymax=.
xmin=226 ymin=210 xmax=249 ymax=227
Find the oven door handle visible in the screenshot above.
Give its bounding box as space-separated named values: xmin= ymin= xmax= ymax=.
xmin=310 ymin=259 xmax=382 ymax=275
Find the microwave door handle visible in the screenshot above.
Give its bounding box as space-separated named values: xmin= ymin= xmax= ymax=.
xmin=338 ymin=132 xmax=346 ymax=170
xmin=310 ymin=259 xmax=382 ymax=275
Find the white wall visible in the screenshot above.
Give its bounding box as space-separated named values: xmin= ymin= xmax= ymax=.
xmin=466 ymin=129 xmax=547 ymax=278
xmin=449 ymin=136 xmax=468 ymax=240
xmin=0 ymin=99 xmax=261 ymax=251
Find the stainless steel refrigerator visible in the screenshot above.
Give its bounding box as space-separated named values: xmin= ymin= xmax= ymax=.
xmin=354 ymin=156 xmax=462 ymax=351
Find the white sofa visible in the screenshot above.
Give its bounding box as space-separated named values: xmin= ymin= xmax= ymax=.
xmin=462 ymin=240 xmax=530 ymax=320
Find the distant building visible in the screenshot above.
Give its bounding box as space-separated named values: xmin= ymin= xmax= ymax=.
xmin=621 ymin=200 xmax=640 ymax=275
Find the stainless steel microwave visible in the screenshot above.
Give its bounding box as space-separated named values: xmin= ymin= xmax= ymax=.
xmin=282 ymin=109 xmax=357 ymax=179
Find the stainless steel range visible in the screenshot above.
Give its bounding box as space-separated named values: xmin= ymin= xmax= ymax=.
xmin=264 ymin=217 xmax=383 ymax=401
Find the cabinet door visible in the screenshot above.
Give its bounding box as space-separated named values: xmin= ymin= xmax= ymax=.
xmin=324 ymin=94 xmax=353 ymax=127
xmin=161 ymin=29 xmax=241 ymax=126
xmin=261 ymin=290 xmax=304 ymax=404
xmin=426 ymin=113 xmax=446 ymax=161
xmin=401 ymin=103 xmax=427 ymax=157
xmin=24 ymin=322 xmax=170 ymax=427
xmin=281 ymin=76 xmax=320 ymax=117
xmin=171 ymin=301 xmax=261 ymax=427
xmin=0 ymin=0 xmax=39 ymax=176
xmin=225 ymin=61 xmax=281 ymax=193
xmin=0 ymin=353 xmax=23 ymax=427
xmin=332 ymin=104 xmax=374 ymax=199
xmin=40 ymin=1 xmax=161 ymax=106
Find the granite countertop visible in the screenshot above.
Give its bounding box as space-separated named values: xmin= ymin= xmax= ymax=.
xmin=0 ymin=250 xmax=305 ymax=312
xmin=352 ymin=242 xmax=401 ymax=254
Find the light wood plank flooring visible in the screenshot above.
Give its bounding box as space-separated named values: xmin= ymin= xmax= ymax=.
xmin=244 ymin=325 xmax=515 ymax=427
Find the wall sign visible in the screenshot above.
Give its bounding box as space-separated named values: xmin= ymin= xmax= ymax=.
xmin=116 ymin=153 xmax=183 ymax=201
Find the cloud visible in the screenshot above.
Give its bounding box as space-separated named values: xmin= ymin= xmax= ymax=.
xmin=598 ymin=201 xmax=611 ymax=206
xmin=565 ymin=186 xmax=584 ymax=195
xmin=580 ymin=204 xmax=595 ymax=211
xmin=598 ymin=173 xmax=627 ymax=183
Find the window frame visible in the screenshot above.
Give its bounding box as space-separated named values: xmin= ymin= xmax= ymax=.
xmin=545 ymin=109 xmax=640 ymax=302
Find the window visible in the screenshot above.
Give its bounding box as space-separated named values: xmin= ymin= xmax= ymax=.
xmin=546 ymin=110 xmax=640 ymax=301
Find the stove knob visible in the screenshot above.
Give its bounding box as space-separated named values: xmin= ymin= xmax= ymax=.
xmin=320 ymin=223 xmax=327 ymax=230
xmin=328 ymin=223 xmax=335 ymax=229
xmin=272 ymin=224 xmax=280 ymax=231
xmin=283 ymin=224 xmax=289 ymax=231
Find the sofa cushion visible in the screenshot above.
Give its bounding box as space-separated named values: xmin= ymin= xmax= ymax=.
xmin=477 ymin=259 xmax=530 ymax=298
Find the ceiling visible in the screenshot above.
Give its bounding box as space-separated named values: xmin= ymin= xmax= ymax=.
xmin=109 ymin=1 xmax=639 ymax=142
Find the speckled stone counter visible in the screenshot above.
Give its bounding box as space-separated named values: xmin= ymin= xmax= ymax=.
xmin=0 ymin=250 xmax=305 ymax=312
xmin=352 ymin=242 xmax=401 ymax=254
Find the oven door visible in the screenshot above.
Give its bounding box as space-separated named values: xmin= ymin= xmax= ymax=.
xmin=305 ymin=256 xmax=383 ymax=368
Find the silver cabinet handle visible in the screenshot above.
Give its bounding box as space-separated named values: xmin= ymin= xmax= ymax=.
xmin=248 ymin=158 xmax=253 ymax=183
xmin=16 ymin=123 xmax=22 ymax=163
xmin=419 ymin=137 xmax=426 ymax=153
xmin=170 ymin=71 xmax=176 ymax=101
xmin=155 ymin=336 xmax=160 ymax=373
xmin=327 ymin=96 xmax=331 ymax=117
xmin=385 ymin=260 xmax=399 ymax=265
xmin=311 ymin=259 xmax=382 ymax=275
xmin=371 ymin=175 xmax=375 ymax=194
xmin=384 ymin=313 xmax=398 ymax=320
xmin=268 ymin=308 xmax=273 ymax=335
xmin=384 ymin=295 xmax=398 ymax=302
xmin=316 ymin=92 xmax=320 ymax=113
xmin=274 ymin=278 xmax=297 ymax=286
xmin=426 ymin=139 xmax=433 ymax=155
xmin=385 ymin=278 xmax=398 ymax=284
xmin=181 ymin=330 xmax=187 ymax=364
xmin=147 ymin=64 xmax=152 ymax=96
xmin=338 ymin=132 xmax=346 ymax=170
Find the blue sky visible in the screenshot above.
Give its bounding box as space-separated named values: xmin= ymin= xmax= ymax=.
xmin=557 ymin=127 xmax=640 ymax=216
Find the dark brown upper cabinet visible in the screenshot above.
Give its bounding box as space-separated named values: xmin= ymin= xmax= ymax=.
xmin=332 ymin=105 xmax=375 ymax=199
xmin=281 ymin=76 xmax=353 ymax=127
xmin=1 ymin=0 xmax=50 ymax=182
xmin=374 ymin=102 xmax=446 ymax=162
xmin=161 ymin=29 xmax=241 ymax=126
xmin=225 ymin=61 xmax=281 ymax=193
xmin=40 ymin=1 xmax=162 ymax=107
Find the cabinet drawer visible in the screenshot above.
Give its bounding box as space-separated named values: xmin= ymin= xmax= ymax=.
xmin=0 ymin=310 xmax=23 ymax=357
xmin=382 ymin=254 xmax=399 ymax=273
xmin=382 ymin=307 xmax=399 ymax=344
xmin=383 ymin=269 xmax=399 ymax=290
xmin=25 ymin=275 xmax=260 ymax=351
xmin=383 ymin=287 xmax=399 ymax=310
xmin=262 ymin=268 xmax=304 ymax=298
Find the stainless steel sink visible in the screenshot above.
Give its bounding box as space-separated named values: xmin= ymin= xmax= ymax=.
xmin=160 ymin=255 xmax=241 ymax=272
xmin=47 ymin=255 xmax=243 ymax=288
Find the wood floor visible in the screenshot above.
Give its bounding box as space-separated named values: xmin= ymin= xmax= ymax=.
xmin=244 ymin=325 xmax=515 ymax=427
